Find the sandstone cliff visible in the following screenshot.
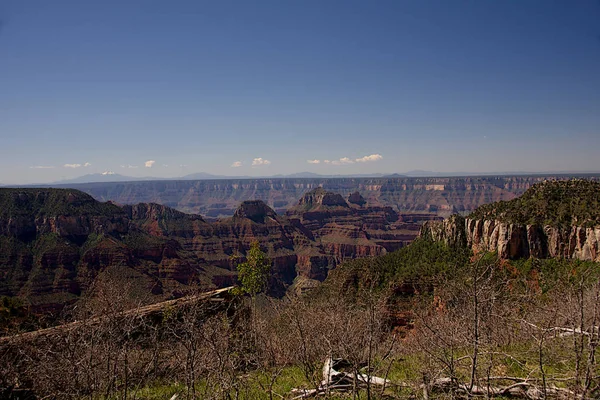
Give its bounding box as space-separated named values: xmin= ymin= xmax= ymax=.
xmin=420 ymin=180 xmax=600 ymax=262
xmin=422 ymin=216 xmax=600 ymax=262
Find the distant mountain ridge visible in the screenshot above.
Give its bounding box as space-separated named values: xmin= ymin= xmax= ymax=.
xmin=50 ymin=173 xmax=158 ymax=184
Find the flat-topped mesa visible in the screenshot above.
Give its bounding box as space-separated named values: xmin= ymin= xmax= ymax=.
xmin=295 ymin=187 xmax=349 ymax=211
xmin=233 ymin=200 xmax=278 ymax=223
xmin=347 ymin=191 xmax=366 ymax=206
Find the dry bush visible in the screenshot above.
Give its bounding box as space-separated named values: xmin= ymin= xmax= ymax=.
xmin=5 ymin=256 xmax=599 ymax=399
xmin=250 ymin=285 xmax=396 ymax=398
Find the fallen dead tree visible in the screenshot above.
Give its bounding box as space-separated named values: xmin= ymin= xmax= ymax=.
xmin=291 ymin=358 xmax=580 ymax=399
xmin=521 ymin=320 xmax=600 ymax=339
xmin=424 ymin=377 xmax=577 ymax=399
xmin=0 ymin=286 xmax=235 ymax=345
xmin=0 ymin=286 xmax=241 ymax=399
xmin=291 ymin=356 xmax=392 ymax=399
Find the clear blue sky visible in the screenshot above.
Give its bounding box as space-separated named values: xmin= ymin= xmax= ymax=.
xmin=0 ymin=0 xmax=599 ymax=183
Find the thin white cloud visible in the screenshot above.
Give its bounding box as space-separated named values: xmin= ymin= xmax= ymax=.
xmin=120 ymin=164 xmax=139 ymax=169
xmin=231 ymin=161 xmax=243 ymax=168
xmin=252 ymin=157 xmax=271 ymax=166
xmin=355 ymin=154 xmax=383 ymax=163
xmin=321 ymin=154 xmax=383 ymax=166
xmin=163 ymin=164 xmax=169 ymax=167
xmin=64 ymin=163 xmax=82 ymax=168
xmin=331 ymin=157 xmax=354 ymax=166
xmin=144 ymin=160 xmax=156 ymax=168
xmin=83 ymin=162 xmax=92 ymax=167
xmin=30 ymin=166 xmax=55 ymax=169
xmin=307 ymin=159 xmax=320 ymax=164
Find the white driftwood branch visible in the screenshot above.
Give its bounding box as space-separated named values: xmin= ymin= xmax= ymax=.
xmin=521 ymin=321 xmax=600 ymax=338
xmin=291 ymin=356 xmax=391 ymax=399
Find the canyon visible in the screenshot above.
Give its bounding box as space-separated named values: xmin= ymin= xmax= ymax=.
xmin=0 ymin=187 xmax=438 ymax=311
xmin=53 ymin=174 xmax=600 ymax=218
xmin=5 ymin=177 xmax=600 ymax=314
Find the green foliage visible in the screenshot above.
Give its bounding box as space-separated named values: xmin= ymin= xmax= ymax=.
xmin=235 ymin=241 xmax=271 ymax=297
xmin=469 ymin=179 xmax=600 ymax=227
xmin=0 ymin=296 xmax=24 ymax=316
xmin=510 ymin=257 xmax=600 ymax=294
xmin=122 ymin=231 xmax=164 ymax=251
xmin=321 ymin=237 xmax=471 ymax=296
xmin=0 ymin=188 xmax=124 ymax=218
xmin=0 ymin=296 xmax=28 ymax=334
xmin=80 ymin=232 xmax=106 ymax=254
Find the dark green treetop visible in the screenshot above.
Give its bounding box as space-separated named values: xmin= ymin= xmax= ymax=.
xmin=468 ymin=179 xmax=600 ymax=228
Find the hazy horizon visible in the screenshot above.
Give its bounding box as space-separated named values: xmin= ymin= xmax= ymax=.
xmin=5 ymin=169 xmax=600 ymax=187
xmin=1 ymin=1 xmax=599 ymax=184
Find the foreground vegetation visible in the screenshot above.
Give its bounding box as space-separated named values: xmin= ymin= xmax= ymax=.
xmin=1 ymin=239 xmax=599 ymax=399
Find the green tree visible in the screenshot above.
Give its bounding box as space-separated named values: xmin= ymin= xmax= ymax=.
xmin=234 ymin=241 xmax=271 ymax=352
xmin=235 ymin=241 xmax=271 ymax=297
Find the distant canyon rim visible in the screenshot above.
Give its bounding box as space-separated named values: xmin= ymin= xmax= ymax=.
xmin=48 ymin=174 xmax=600 ymax=218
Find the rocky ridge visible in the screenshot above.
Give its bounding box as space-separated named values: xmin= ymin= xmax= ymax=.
xmin=420 ymin=180 xmax=600 ymax=261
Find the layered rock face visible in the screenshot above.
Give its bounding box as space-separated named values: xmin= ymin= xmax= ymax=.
xmin=422 ymin=216 xmax=600 ymax=262
xmin=0 ymin=192 xmax=211 ymax=309
xmin=232 ymin=200 xmax=278 ymax=222
xmin=421 ymin=179 xmax=600 ymax=262
xmin=287 ymin=188 xmax=441 ymax=258
xmin=63 ymin=175 xmax=600 ymax=218
xmin=0 ymin=190 xmax=129 ymax=242
xmin=0 ymin=188 xmax=440 ymax=309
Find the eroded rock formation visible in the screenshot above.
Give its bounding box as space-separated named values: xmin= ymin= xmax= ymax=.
xmin=0 ymin=188 xmax=440 ymax=309
xmin=421 ymin=216 xmax=600 ymax=262
xmin=421 ymin=180 xmax=600 ymax=262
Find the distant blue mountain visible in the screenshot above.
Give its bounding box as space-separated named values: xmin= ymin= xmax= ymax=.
xmin=51 ymin=173 xmax=165 ymax=184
